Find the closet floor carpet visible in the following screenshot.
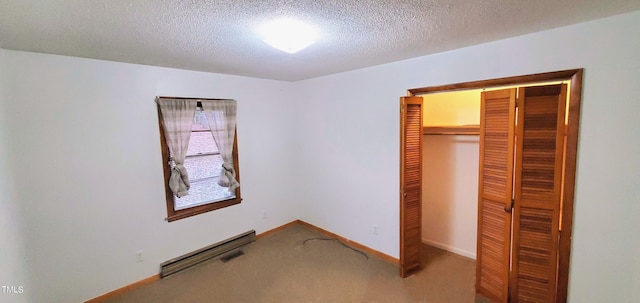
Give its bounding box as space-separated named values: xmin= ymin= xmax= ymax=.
xmin=104 ymin=223 xmax=476 ymax=303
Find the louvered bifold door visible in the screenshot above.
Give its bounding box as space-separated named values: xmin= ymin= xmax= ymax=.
xmin=476 ymin=88 xmax=516 ymax=303
xmin=511 ymin=84 xmax=567 ymax=303
xmin=400 ymin=96 xmax=423 ymax=278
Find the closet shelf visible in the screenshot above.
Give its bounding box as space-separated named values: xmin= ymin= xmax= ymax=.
xmin=423 ymin=125 xmax=480 ymax=135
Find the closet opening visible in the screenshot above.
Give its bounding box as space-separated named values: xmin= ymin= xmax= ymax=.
xmin=399 ymin=69 xmax=582 ymax=303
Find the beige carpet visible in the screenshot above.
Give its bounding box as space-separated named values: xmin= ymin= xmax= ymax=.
xmin=106 ymin=223 xmax=475 ymax=303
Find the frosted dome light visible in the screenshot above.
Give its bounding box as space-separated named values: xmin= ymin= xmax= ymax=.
xmin=260 ymin=18 xmax=317 ymax=54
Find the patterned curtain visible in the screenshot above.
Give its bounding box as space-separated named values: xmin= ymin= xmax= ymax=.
xmin=201 ymin=100 xmax=239 ymax=192
xmin=157 ymin=98 xmax=197 ymax=197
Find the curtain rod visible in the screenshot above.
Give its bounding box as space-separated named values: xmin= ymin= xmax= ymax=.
xmin=156 ymin=96 xmax=232 ymax=101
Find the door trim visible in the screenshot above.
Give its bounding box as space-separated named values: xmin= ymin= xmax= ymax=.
xmin=401 ymin=68 xmax=582 ymax=303
xmin=408 ymin=69 xmax=581 ymax=95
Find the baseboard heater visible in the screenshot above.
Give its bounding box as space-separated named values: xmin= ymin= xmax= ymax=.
xmin=160 ymin=230 xmax=256 ymax=278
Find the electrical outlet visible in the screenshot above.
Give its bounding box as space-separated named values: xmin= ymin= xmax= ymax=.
xmin=135 ymin=250 xmax=143 ymax=263
xmin=262 ymin=211 xmax=268 ymax=219
xmin=373 ymin=225 xmax=379 ymax=235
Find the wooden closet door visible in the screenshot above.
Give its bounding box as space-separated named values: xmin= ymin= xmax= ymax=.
xmin=511 ymin=84 xmax=567 ymax=303
xmin=400 ymin=96 xmax=423 ymax=277
xmin=476 ymin=88 xmax=516 ymax=303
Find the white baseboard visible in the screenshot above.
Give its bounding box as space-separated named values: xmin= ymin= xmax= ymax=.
xmin=421 ymin=238 xmax=476 ymax=260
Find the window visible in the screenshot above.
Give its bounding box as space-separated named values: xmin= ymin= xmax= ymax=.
xmin=157 ymin=98 xmax=241 ymax=222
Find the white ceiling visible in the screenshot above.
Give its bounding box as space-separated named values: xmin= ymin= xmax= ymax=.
xmin=1 ymin=1 xmax=639 ymax=81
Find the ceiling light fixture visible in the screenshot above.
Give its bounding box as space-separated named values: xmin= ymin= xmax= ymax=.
xmin=260 ymin=18 xmax=317 ymax=54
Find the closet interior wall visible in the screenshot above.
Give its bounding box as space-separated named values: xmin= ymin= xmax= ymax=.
xmin=421 ymin=90 xmax=481 ymax=259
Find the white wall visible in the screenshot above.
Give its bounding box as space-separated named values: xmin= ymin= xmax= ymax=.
xmin=294 ymin=11 xmax=640 ymax=303
xmin=635 ymin=203 xmax=640 ymax=300
xmin=2 ymin=51 xmax=299 ymax=303
xmin=422 ymin=135 xmax=479 ymax=259
xmin=0 ymin=49 xmax=31 ymax=303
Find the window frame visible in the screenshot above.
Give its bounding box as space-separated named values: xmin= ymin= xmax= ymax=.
xmin=156 ymin=103 xmax=242 ymax=222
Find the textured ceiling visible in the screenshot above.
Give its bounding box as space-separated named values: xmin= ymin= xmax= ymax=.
xmin=0 ymin=1 xmax=639 ymax=81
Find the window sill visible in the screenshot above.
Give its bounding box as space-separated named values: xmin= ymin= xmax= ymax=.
xmin=166 ymin=197 xmax=242 ymax=222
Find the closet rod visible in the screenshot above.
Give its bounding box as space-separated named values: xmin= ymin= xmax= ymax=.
xmin=423 ymin=125 xmax=480 ymax=136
